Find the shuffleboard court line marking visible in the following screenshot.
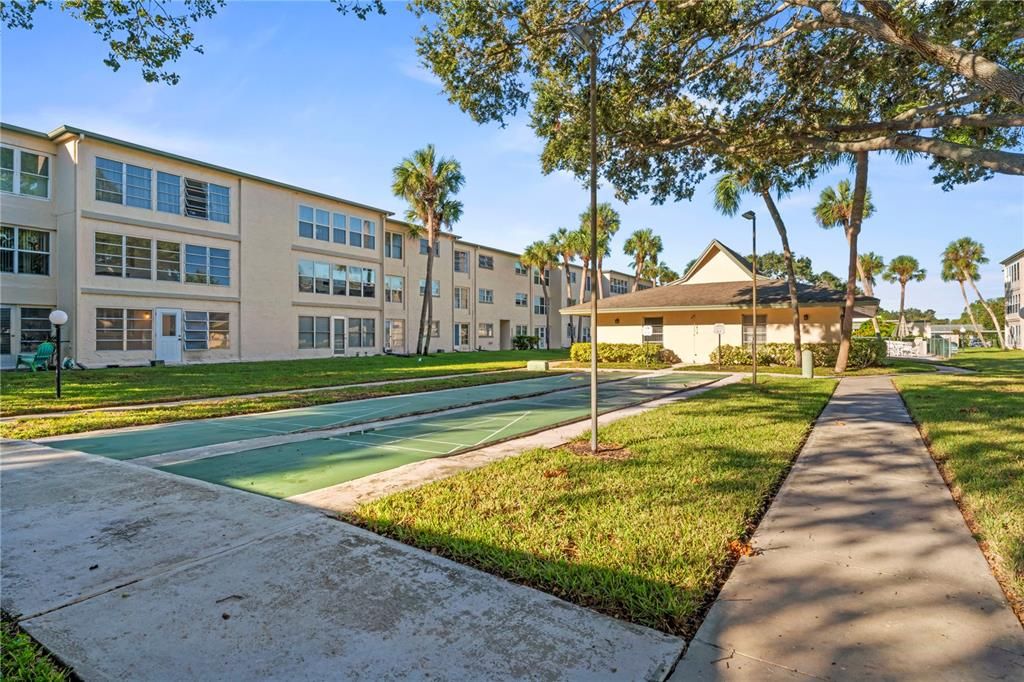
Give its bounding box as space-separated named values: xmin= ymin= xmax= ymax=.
xmin=354 ymin=431 xmax=469 ymax=448
xmin=468 ymin=411 xmax=532 ymax=448
xmin=325 ymin=437 xmax=446 ymax=455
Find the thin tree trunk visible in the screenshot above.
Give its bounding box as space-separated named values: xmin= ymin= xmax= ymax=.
xmin=759 ymin=186 xmax=802 ymax=365
xmin=897 ymin=281 xmax=907 ymax=337
xmin=632 ymin=256 xmax=642 ymax=292
xmin=966 ymin=277 xmax=1005 ymax=348
xmin=862 ymin=277 xmax=880 ymax=335
xmin=542 ymin=279 xmax=550 ymax=350
xmin=577 ymin=256 xmax=589 ymax=343
xmin=562 ymin=255 xmax=575 ymax=344
xmin=835 ymin=151 xmax=869 ymax=373
xmin=958 ymin=280 xmax=983 ymax=339
xmin=597 ymin=257 xmax=606 ymax=299
xmin=418 ymin=223 xmax=435 ymax=355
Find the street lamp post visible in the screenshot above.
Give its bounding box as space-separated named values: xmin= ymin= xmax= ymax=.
xmin=48 ymin=309 xmax=68 ymax=398
xmin=742 ymin=211 xmax=758 ymax=386
xmin=569 ymin=24 xmax=600 ymax=453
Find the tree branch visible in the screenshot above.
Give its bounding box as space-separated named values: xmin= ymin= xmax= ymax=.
xmin=826 ymin=113 xmax=1024 ymax=133
xmin=792 ymin=133 xmax=1024 ymax=174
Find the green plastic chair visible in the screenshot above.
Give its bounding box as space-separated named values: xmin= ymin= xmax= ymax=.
xmin=16 ymin=341 xmax=54 ymax=371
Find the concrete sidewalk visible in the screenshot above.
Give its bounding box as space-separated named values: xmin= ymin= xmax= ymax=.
xmin=1 ymin=441 xmax=683 ymax=680
xmin=673 ymin=376 xmax=1024 ymax=680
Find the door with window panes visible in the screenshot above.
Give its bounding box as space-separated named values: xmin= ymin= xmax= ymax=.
xmin=385 ymin=319 xmax=405 ymax=354
xmin=332 ymin=317 xmax=346 ymax=356
xmin=454 ymin=323 xmax=470 ymax=350
xmin=0 ymin=307 xmax=12 ymax=368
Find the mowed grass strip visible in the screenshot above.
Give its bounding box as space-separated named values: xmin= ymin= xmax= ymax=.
xmin=353 ymin=377 xmax=837 ymax=636
xmin=894 ymin=349 xmax=1024 ymax=617
xmin=678 ymin=360 xmax=935 ymax=376
xmin=1 ymin=618 xmax=70 ymax=682
xmin=0 ymin=371 xmax=549 ymax=440
xmin=0 ymin=349 xmax=569 ymax=416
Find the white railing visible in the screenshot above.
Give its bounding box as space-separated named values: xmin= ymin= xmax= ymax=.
xmin=886 ymin=339 xmax=922 ymax=358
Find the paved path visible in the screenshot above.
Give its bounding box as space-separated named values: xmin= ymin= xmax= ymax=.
xmin=673 ymin=376 xmax=1024 ymax=680
xmin=1 ymin=440 xmax=682 ymax=681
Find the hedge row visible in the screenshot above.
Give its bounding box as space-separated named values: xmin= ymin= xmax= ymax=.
xmin=708 ymin=339 xmax=887 ymax=369
xmin=569 ymin=342 xmax=679 ymax=366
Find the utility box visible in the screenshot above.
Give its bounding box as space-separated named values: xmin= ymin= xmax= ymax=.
xmin=801 ymin=349 xmax=814 ymax=379
xmin=527 ymin=360 xmax=550 ymax=371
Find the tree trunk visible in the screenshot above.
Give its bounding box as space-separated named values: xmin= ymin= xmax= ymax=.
xmin=958 ymin=280 xmax=983 ymax=341
xmin=759 ymin=186 xmax=802 ymax=365
xmin=862 ymin=277 xmax=880 ymax=335
xmin=577 ymin=256 xmax=589 ymax=342
xmin=597 ymin=257 xmax=605 ymax=299
xmin=562 ymin=255 xmax=575 ymax=344
xmin=632 ymin=256 xmax=642 ymax=292
xmin=542 ymin=279 xmax=550 ymax=350
xmin=835 ymin=151 xmax=869 ymax=373
xmin=966 ymin=277 xmax=1005 ymax=348
xmin=897 ymin=281 xmax=907 ymax=337
xmin=418 ymin=222 xmax=435 ymax=356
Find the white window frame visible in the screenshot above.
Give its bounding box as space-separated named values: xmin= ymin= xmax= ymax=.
xmin=385 ymin=275 xmax=404 ymax=303
xmin=419 ymin=279 xmax=440 ymax=297
xmin=1 ymin=226 xmax=51 ymax=275
xmin=183 ymin=311 xmax=230 ymax=351
xmin=454 ymin=250 xmax=470 ymax=273
xmin=95 ymin=307 xmax=153 ymax=351
xmin=1 ymin=145 xmax=51 ymax=200
xmin=478 ymin=323 xmax=494 ymax=338
xmin=534 ymin=296 xmax=548 ymax=315
xmin=479 ymin=288 xmax=494 ymax=304
xmin=514 ymin=292 xmax=528 ymax=307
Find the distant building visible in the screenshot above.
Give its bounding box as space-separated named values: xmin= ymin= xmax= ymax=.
xmin=1001 ymin=248 xmax=1022 ymax=349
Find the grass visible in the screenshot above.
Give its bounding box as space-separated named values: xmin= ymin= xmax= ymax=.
xmin=0 ymin=349 xmax=568 ymax=416
xmin=678 ymin=359 xmax=935 ymax=376
xmin=894 ymin=347 xmax=1024 ymax=619
xmin=0 ymin=370 xmax=551 ymax=440
xmin=352 ymin=377 xmax=837 ymax=636
xmin=1 ymin=618 xmax=70 ymax=681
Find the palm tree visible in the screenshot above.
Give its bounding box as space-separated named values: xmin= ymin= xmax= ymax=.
xmin=942 ymin=237 xmax=1004 ymax=347
xmin=623 ymin=228 xmax=663 ymax=291
xmin=882 ymin=255 xmax=926 ymax=338
xmin=567 ymin=227 xmax=591 ymax=342
xmin=813 ymin=162 xmax=874 ymax=372
xmin=521 ymin=240 xmax=558 ymax=349
xmin=550 ymin=227 xmax=579 ymax=343
xmin=858 ymin=251 xmax=885 ymax=335
xmin=714 ymin=170 xmax=804 ymax=365
xmin=579 ymin=203 xmax=619 ymax=298
xmin=391 ymin=145 xmax=465 ymax=355
xmin=653 ymin=262 xmax=679 ymax=285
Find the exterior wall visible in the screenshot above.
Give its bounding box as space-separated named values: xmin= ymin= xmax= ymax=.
xmin=1003 ymin=253 xmax=1022 ymax=349
xmin=682 ymin=249 xmax=750 ymax=284
xmin=594 ymin=306 xmax=842 ymax=364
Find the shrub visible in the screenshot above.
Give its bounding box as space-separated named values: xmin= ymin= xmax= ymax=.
xmin=513 ymin=335 xmax=540 ymax=350
xmin=709 ymin=338 xmax=886 ymax=369
xmin=570 ymin=342 xmax=665 ymax=367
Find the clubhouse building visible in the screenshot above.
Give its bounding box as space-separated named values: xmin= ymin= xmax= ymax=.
xmin=561 ymin=240 xmax=879 ymax=364
xmin=0 ymin=122 xmax=646 ymax=369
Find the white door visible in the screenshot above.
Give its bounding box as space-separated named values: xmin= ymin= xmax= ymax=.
xmin=155 ymin=309 xmax=182 ymax=363
xmin=0 ymin=306 xmax=12 ymax=369
xmin=332 ymin=317 xmax=346 ymax=356
xmin=385 ymin=319 xmax=405 ymax=354
xmin=454 ymin=323 xmax=470 ymax=351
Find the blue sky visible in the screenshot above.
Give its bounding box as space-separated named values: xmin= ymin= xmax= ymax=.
xmin=3 ymin=2 xmax=1021 ymax=317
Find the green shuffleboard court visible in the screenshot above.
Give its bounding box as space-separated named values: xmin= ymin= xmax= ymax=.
xmin=43 ymin=372 xmax=636 ymax=460
xmin=159 ymin=373 xmax=721 ymax=499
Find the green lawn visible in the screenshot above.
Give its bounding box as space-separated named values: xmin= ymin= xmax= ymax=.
xmin=894 ymin=348 xmax=1024 ymax=618
xmin=1 ymin=618 xmax=69 ymax=682
xmin=0 ymin=370 xmax=553 ymax=440
xmin=0 ymin=350 xmax=568 ymax=416
xmin=677 ymin=360 xmax=934 ymax=377
xmin=353 ymin=377 xmax=837 ymax=636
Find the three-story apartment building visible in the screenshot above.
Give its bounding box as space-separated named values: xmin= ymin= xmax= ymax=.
xmin=1002 ymin=248 xmax=1022 ymax=349
xmin=1 ymin=123 xmax=644 ymax=368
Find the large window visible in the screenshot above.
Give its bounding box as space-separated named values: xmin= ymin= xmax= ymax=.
xmin=533 ymin=268 xmax=550 ymax=286
xmin=419 ymin=279 xmax=440 ymax=297
xmin=385 ymin=232 xmax=403 ymax=259
xmin=514 ymin=261 xmax=527 ymax=276
xmin=642 ymin=317 xmax=664 ymax=345
xmin=478 ymin=323 xmax=494 ymax=339
xmin=298 ymin=316 xmax=331 ymax=349
xmin=742 ymin=314 xmax=767 ymax=347
xmin=419 ymin=239 xmax=440 ymax=256
xmin=184 ymin=178 xmax=230 ymax=222
xmin=95 ymin=157 xmax=125 ymax=204
xmin=348 ymin=318 xmax=376 ymax=348
xmin=156 ymin=241 xmax=181 ymax=281
xmin=157 ymin=172 xmax=180 ymax=213
xmin=1 ymin=146 xmax=50 ymax=198
xmin=20 ymin=307 xmax=53 ymax=352
xmin=298 ymin=206 xmax=339 ymax=242
xmin=534 ymin=326 xmax=547 ymax=348
xmin=430 ymin=320 xmax=440 ymax=337
xmin=184 ymin=311 xmax=229 ymax=350
xmin=95 ymin=157 xmax=151 ymax=208
xmin=94 ymin=233 xmax=152 ymax=279
xmin=478 ymin=254 xmax=494 ymax=270
xmin=514 ymin=292 xmax=528 ymax=307
xmin=478 ymin=288 xmax=494 ymax=304
xmin=332 ymin=264 xmax=347 ymax=295
xmin=534 ymin=296 xmax=548 ymax=315
xmin=385 ymin=275 xmax=404 ymax=303
xmin=184 ymin=245 xmax=230 ymax=285
xmin=349 ymin=217 xmax=375 ymax=250
xmin=454 ymin=250 xmax=470 ymax=273
xmin=95 ymin=308 xmax=152 ymax=351
xmin=515 ymin=324 xmax=529 ymax=337
xmin=1 ymin=227 xmax=50 ymax=275
xmin=349 ymin=267 xmax=376 ymax=297
xmin=610 ymin=277 xmax=628 ymax=294
xmin=454 ymin=286 xmax=470 ymax=310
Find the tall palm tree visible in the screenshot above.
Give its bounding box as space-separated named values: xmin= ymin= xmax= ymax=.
xmin=391 ymin=145 xmax=465 ymax=355
xmin=550 ymin=227 xmax=578 ymax=343
xmin=567 ymin=226 xmax=592 ymax=342
xmin=942 ymin=237 xmax=1004 ymax=347
xmin=813 ymin=160 xmax=874 ymax=373
xmin=882 ymin=255 xmax=926 ymax=338
xmin=579 ymin=203 xmax=619 ymax=298
xmin=858 ymin=251 xmax=885 ymax=335
xmin=623 ymin=228 xmax=663 ymax=291
xmin=521 ymin=240 xmax=558 ymax=349
xmin=714 ymin=170 xmax=804 ymax=365
xmin=652 ymin=262 xmax=679 ymax=286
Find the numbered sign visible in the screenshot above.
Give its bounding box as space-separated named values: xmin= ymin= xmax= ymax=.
xmin=713 ymin=323 xmax=726 ymax=336
xmin=642 ymin=325 xmax=653 ymax=335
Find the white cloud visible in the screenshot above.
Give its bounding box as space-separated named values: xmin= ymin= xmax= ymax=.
xmin=397 ymin=58 xmax=442 ymax=87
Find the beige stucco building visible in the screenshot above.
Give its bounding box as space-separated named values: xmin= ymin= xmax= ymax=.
xmin=1002 ymin=248 xmax=1022 ymax=349
xmin=0 ymin=122 xmax=643 ymax=368
xmin=561 ymin=240 xmax=879 ymax=365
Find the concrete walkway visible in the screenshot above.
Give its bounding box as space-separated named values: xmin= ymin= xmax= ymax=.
xmin=1 ymin=440 xmax=682 ymax=680
xmin=673 ymin=376 xmax=1024 ymax=680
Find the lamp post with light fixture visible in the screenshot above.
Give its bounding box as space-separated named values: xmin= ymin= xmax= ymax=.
xmin=568 ymin=22 xmax=600 ymax=453
xmin=48 ymin=309 xmax=68 ymax=398
xmin=742 ymin=210 xmax=758 ymax=386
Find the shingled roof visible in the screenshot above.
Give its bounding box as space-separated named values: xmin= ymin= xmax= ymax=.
xmin=561 ymin=279 xmax=878 ymax=315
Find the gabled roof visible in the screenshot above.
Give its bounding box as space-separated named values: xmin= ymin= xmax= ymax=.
xmin=678 ymin=239 xmax=753 ymax=284
xmin=560 ymin=278 xmax=878 ymax=315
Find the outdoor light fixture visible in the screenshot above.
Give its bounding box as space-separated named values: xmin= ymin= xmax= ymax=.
xmin=48 ymin=309 xmax=68 ymax=398
xmin=741 ymin=211 xmax=758 ymax=385
xmin=568 ymin=21 xmax=600 ymax=453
